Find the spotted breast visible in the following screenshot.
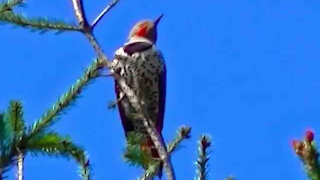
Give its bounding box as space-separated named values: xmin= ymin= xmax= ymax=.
xmin=111 ymin=45 xmax=166 ymax=135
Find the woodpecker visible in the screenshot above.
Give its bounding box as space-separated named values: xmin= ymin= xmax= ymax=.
xmin=111 ymin=15 xmax=166 ymax=166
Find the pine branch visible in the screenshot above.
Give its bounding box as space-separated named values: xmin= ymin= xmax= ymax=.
xmin=167 ymin=126 xmax=191 ymax=153
xmin=0 ymin=113 xmax=13 ymax=148
xmin=0 ymin=0 xmax=24 ymax=13
xmin=2 ymin=101 xmax=25 ymax=177
xmin=124 ymin=132 xmax=154 ymax=168
xmin=0 ymin=101 xmax=93 ymax=179
xmin=27 ymin=59 xmax=103 ymax=140
xmin=0 ymin=101 xmax=25 ymax=177
xmin=292 ymin=130 xmax=320 ymax=180
xmin=8 ymin=100 xmax=24 ymax=142
xmin=0 ymin=11 xmax=80 ymax=33
xmin=139 ymin=126 xmax=191 ymax=180
xmin=7 ymin=101 xmax=25 ymax=180
xmin=195 ymin=135 xmax=211 ymax=180
xmin=27 ymin=132 xmax=72 ymax=156
xmin=26 ymin=132 xmax=92 ymax=180
xmin=138 ymin=161 xmax=161 ymax=180
xmin=71 ymin=1 xmax=176 ymax=179
xmin=76 ymin=152 xmax=92 ymax=180
xmin=0 ymin=112 xmax=14 ymax=173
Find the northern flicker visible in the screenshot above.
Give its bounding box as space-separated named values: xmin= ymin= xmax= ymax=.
xmin=111 ymin=15 xmax=166 ymax=165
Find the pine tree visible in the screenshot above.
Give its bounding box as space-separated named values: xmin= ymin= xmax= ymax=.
xmin=1 ymin=1 xmax=318 ymax=180
xmin=0 ymin=1 xmax=210 ymax=180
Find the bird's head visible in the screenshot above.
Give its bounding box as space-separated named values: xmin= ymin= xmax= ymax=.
xmin=128 ymin=14 xmax=163 ymax=44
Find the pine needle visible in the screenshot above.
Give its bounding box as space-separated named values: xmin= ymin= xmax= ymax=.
xmin=0 ymin=11 xmax=80 ymax=33
xmin=27 ymin=59 xmax=103 ymax=139
xmin=195 ymin=135 xmax=211 ymax=180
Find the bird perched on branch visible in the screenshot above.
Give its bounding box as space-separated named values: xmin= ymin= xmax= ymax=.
xmin=111 ymin=15 xmax=166 ymax=172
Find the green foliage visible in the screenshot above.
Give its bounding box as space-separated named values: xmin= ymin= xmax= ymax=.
xmin=0 ymin=100 xmax=25 ymax=177
xmin=124 ymin=132 xmax=154 ymax=168
xmin=27 ymin=132 xmax=72 ymax=157
xmin=77 ymin=152 xmax=92 ymax=180
xmin=0 ymin=0 xmax=79 ymax=33
xmin=0 ymin=113 xmax=13 ymax=148
xmin=27 ymin=132 xmax=92 ymax=180
xmin=0 ymin=1 xmax=213 ymax=180
xmin=0 ymin=100 xmax=93 ymax=179
xmin=301 ymin=141 xmax=320 ymax=180
xmin=0 ymin=47 xmax=102 ymax=179
xmin=19 ymin=58 xmax=102 ymax=180
xmin=138 ymin=161 xmax=161 ymax=180
xmin=7 ymin=100 xmax=25 ymax=143
xmin=292 ymin=131 xmax=320 ymax=180
xmin=0 ymin=112 xmax=14 ymax=175
xmin=167 ymin=126 xmax=191 ymax=153
xmin=28 ymin=59 xmax=103 ymax=139
xmin=0 ymin=0 xmax=24 ymax=13
xmin=195 ymin=135 xmax=211 ymax=180
xmin=0 ymin=11 xmax=80 ymax=33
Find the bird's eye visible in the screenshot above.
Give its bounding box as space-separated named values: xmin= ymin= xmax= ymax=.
xmin=139 ymin=24 xmax=144 ymax=28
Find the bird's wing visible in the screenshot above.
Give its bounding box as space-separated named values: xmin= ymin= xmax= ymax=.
xmin=115 ymin=81 xmax=134 ymax=135
xmin=156 ymin=52 xmax=166 ymax=132
xmin=112 ymin=48 xmax=135 ymax=135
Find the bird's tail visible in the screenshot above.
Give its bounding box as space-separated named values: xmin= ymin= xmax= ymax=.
xmin=141 ymin=137 xmax=163 ymax=179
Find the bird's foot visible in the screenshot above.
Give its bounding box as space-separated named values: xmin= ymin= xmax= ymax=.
xmin=107 ymin=100 xmax=117 ymax=110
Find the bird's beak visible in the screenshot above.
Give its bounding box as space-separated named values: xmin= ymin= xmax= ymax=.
xmin=154 ymin=14 xmax=164 ymax=27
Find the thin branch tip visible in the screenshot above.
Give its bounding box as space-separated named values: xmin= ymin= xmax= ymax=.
xmin=195 ymin=135 xmax=211 ymax=180
xmin=91 ymin=0 xmax=120 ymax=29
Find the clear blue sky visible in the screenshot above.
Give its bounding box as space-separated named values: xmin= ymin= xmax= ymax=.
xmin=1 ymin=0 xmax=320 ymax=179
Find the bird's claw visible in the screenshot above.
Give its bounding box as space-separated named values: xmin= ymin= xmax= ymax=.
xmin=108 ymin=100 xmax=117 ymax=110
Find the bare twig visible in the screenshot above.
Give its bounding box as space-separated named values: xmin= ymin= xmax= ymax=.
xmin=142 ymin=116 xmax=175 ymax=180
xmin=84 ymin=33 xmax=108 ymax=61
xmin=16 ymin=152 xmax=24 ymax=180
xmin=91 ymin=0 xmax=119 ymax=29
xmin=71 ymin=0 xmax=89 ymax=29
xmin=70 ymin=1 xmax=176 ymax=179
xmin=72 ymin=0 xmax=107 ymax=59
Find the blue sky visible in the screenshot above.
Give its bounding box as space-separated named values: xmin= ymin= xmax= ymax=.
xmin=1 ymin=0 xmax=320 ymax=179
